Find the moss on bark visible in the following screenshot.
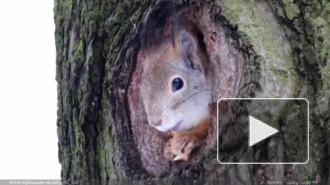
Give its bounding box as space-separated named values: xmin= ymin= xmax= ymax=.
xmin=55 ymin=0 xmax=330 ymax=184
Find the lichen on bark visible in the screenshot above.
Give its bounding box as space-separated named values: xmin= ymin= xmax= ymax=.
xmin=55 ymin=0 xmax=330 ymax=184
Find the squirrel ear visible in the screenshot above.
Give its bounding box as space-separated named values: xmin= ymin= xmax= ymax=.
xmin=178 ymin=30 xmax=197 ymax=57
xmin=178 ymin=30 xmax=202 ymax=70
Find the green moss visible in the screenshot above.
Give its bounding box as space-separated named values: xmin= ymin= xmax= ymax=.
xmin=317 ymin=65 xmax=330 ymax=115
xmin=308 ymin=3 xmax=330 ymax=116
xmin=321 ymin=66 xmax=330 ymax=96
xmin=95 ymin=4 xmax=145 ymax=180
xmin=65 ymin=0 xmax=73 ymax=14
xmin=283 ymin=0 xmax=300 ymax=20
xmin=73 ymin=40 xmax=85 ymax=62
xmin=219 ymin=0 xmax=297 ymax=98
xmin=98 ymin=138 xmax=108 ymax=181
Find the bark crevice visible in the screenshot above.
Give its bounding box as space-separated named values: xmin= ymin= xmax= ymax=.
xmin=55 ymin=0 xmax=330 ymax=184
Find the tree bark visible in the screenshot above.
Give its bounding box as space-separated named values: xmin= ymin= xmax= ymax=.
xmin=54 ymin=0 xmax=330 ymax=184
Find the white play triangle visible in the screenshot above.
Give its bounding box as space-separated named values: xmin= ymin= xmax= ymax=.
xmin=249 ymin=116 xmax=278 ymax=147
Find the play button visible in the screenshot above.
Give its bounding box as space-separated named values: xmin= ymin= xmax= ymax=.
xmin=216 ymin=98 xmax=309 ymax=164
xmin=249 ymin=116 xmax=279 ymax=147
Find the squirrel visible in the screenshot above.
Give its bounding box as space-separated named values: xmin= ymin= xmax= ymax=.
xmin=138 ymin=2 xmax=214 ymax=161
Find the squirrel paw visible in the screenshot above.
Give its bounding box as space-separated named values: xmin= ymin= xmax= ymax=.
xmin=164 ymin=138 xmax=175 ymax=160
xmin=170 ymin=132 xmax=202 ymax=161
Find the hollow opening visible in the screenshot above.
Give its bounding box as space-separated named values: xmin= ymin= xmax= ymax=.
xmin=127 ymin=1 xmax=243 ymax=176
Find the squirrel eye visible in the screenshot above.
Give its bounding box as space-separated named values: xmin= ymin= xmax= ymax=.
xmin=172 ymin=78 xmax=184 ymax=92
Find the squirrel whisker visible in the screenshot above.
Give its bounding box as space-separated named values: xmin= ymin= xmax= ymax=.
xmin=170 ymin=89 xmax=212 ymax=110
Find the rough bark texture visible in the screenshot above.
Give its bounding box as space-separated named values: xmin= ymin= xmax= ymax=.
xmin=54 ymin=0 xmax=330 ymax=184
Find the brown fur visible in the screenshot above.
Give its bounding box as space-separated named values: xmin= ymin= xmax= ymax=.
xmin=139 ymin=1 xmax=214 ymax=162
xmin=164 ymin=119 xmax=210 ymax=161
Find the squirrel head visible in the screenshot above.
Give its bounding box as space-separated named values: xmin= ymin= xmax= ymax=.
xmin=139 ymin=28 xmax=214 ymax=133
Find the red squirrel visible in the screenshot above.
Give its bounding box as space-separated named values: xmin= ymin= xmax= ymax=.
xmin=139 ymin=3 xmax=214 ymax=161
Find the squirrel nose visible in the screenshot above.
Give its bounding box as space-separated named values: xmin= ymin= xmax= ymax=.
xmin=151 ymin=119 xmax=162 ymax=127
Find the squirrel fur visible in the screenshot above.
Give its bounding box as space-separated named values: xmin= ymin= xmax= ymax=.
xmin=139 ymin=2 xmax=214 ymax=161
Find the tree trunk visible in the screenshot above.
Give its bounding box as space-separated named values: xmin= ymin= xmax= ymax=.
xmin=54 ymin=0 xmax=330 ymax=184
